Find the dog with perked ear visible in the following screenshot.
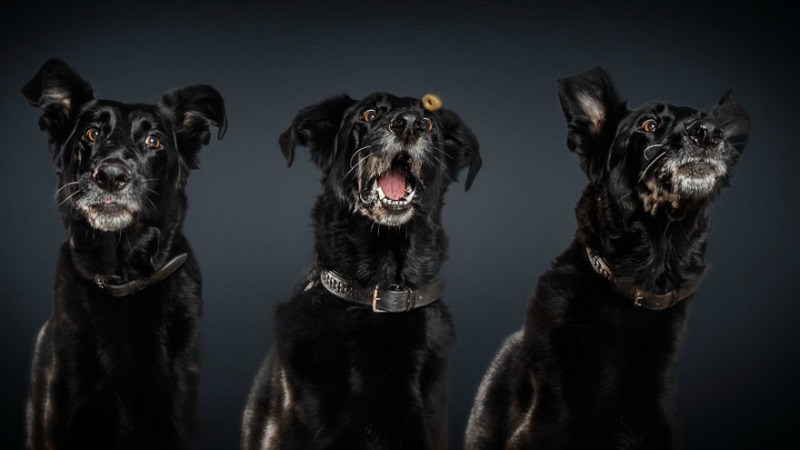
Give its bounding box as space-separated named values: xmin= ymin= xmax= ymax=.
xmin=465 ymin=67 xmax=749 ymax=449
xmin=22 ymin=58 xmax=226 ymax=450
xmin=241 ymin=93 xmax=481 ymax=450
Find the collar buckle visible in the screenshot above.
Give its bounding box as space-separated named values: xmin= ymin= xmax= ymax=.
xmin=320 ymin=270 xmax=441 ymax=313
xmin=371 ymin=284 xmax=413 ymax=313
xmin=633 ymin=288 xmax=644 ymax=307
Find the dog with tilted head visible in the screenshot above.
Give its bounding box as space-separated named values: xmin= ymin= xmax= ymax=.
xmin=22 ymin=59 xmax=226 ymax=450
xmin=465 ymin=67 xmax=749 ymax=450
xmin=241 ymin=93 xmax=481 ymax=450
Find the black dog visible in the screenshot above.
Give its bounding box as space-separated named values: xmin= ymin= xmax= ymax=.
xmin=465 ymin=67 xmax=749 ymax=449
xmin=241 ymin=93 xmax=481 ymax=449
xmin=22 ymin=59 xmax=226 ymax=450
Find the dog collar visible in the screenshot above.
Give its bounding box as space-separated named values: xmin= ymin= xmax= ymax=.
xmin=584 ymin=247 xmax=703 ymax=310
xmin=318 ymin=269 xmax=444 ymax=313
xmin=94 ymin=253 xmax=188 ymax=297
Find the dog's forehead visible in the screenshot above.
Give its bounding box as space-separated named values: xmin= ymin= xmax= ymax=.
xmin=631 ymin=102 xmax=705 ymax=121
xmin=79 ymin=100 xmax=168 ymax=128
xmin=357 ymin=92 xmax=421 ymax=111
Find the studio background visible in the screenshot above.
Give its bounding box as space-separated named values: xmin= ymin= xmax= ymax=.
xmin=1 ymin=1 xmax=797 ymax=448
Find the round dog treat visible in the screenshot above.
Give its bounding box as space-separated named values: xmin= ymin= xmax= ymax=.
xmin=422 ymin=94 xmax=442 ymax=112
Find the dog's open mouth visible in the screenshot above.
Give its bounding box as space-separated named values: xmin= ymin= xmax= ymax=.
xmin=357 ymin=151 xmax=421 ymax=226
xmin=374 ymin=153 xmax=417 ymax=209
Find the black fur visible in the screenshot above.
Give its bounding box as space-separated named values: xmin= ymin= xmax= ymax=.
xmin=242 ymin=93 xmax=481 ymax=449
xmin=465 ymin=67 xmax=749 ymax=450
xmin=22 ymin=59 xmax=226 ymax=450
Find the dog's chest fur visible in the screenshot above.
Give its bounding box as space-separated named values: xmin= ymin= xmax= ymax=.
xmin=277 ymin=290 xmax=453 ymax=437
xmin=27 ymin=235 xmax=202 ymax=450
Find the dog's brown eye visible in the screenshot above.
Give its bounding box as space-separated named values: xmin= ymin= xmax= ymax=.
xmin=641 ymin=118 xmax=658 ymax=133
xmin=84 ymin=127 xmax=99 ymax=143
xmin=145 ymin=134 xmax=162 ymax=150
xmin=423 ymin=117 xmax=433 ymax=133
xmin=362 ymin=109 xmax=377 ymax=122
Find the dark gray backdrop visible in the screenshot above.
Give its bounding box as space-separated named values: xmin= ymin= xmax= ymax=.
xmin=2 ymin=1 xmax=798 ymax=448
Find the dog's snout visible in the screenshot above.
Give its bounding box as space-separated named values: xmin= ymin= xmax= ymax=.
xmin=687 ymin=121 xmax=721 ymax=148
xmin=390 ymin=112 xmax=426 ymax=137
xmin=93 ymin=160 xmax=132 ymax=192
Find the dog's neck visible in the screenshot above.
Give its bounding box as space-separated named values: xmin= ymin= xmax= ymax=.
xmin=312 ymin=193 xmax=447 ymax=289
xmin=65 ymin=197 xmax=186 ymax=284
xmin=576 ymin=184 xmax=710 ymax=295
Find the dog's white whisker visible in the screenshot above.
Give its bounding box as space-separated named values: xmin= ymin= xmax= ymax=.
xmin=348 ymin=145 xmax=373 ymax=167
xmin=57 ymin=189 xmax=82 ymax=207
xmin=431 ymin=145 xmax=455 ymax=161
xmin=54 ymin=181 xmax=80 ymax=196
xmin=429 ymin=152 xmax=449 ymax=169
xmin=344 ymin=152 xmax=373 ymax=179
xmin=643 ymin=144 xmax=664 ymax=161
xmin=638 ymin=152 xmax=667 ymax=182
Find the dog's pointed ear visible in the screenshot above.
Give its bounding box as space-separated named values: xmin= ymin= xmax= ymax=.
xmin=160 ymin=84 xmax=227 ymax=169
xmin=436 ymin=108 xmax=482 ymax=191
xmin=278 ymin=95 xmax=357 ymax=169
xmin=558 ymin=66 xmax=626 ymax=181
xmin=22 ymin=58 xmax=94 ymax=148
xmin=712 ymin=90 xmax=750 ymax=154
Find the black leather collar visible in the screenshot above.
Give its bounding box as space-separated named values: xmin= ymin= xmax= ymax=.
xmin=585 ymin=247 xmax=704 ymax=310
xmin=318 ymin=270 xmax=444 ymax=313
xmin=94 ymin=253 xmax=188 ymax=297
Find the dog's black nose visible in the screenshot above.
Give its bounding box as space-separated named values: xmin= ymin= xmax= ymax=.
xmin=687 ymin=121 xmax=721 ymax=148
xmin=93 ymin=160 xmax=131 ymax=192
xmin=390 ymin=112 xmax=426 ymax=137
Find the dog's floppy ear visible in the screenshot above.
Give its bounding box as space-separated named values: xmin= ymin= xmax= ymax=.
xmin=436 ymin=108 xmax=482 ymax=191
xmin=712 ymin=90 xmax=750 ymax=154
xmin=22 ymin=58 xmax=95 ymax=156
xmin=279 ymin=95 xmax=357 ymax=169
xmin=160 ymin=85 xmax=227 ymax=169
xmin=558 ymin=66 xmax=626 ymax=181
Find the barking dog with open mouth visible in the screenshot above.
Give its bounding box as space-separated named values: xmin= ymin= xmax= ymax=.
xmin=465 ymin=67 xmax=749 ymax=450
xmin=241 ymin=93 xmax=481 ymax=450
xmin=22 ymin=59 xmax=226 ymax=450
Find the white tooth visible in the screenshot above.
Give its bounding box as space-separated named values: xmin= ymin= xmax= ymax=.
xmin=405 ymin=190 xmax=415 ymax=201
xmin=377 ymin=186 xmax=386 ymax=199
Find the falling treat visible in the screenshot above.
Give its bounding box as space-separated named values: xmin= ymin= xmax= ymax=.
xmin=422 ymin=94 xmax=442 ymax=112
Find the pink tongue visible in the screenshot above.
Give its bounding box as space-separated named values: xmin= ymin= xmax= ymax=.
xmin=377 ymin=169 xmax=407 ymax=200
